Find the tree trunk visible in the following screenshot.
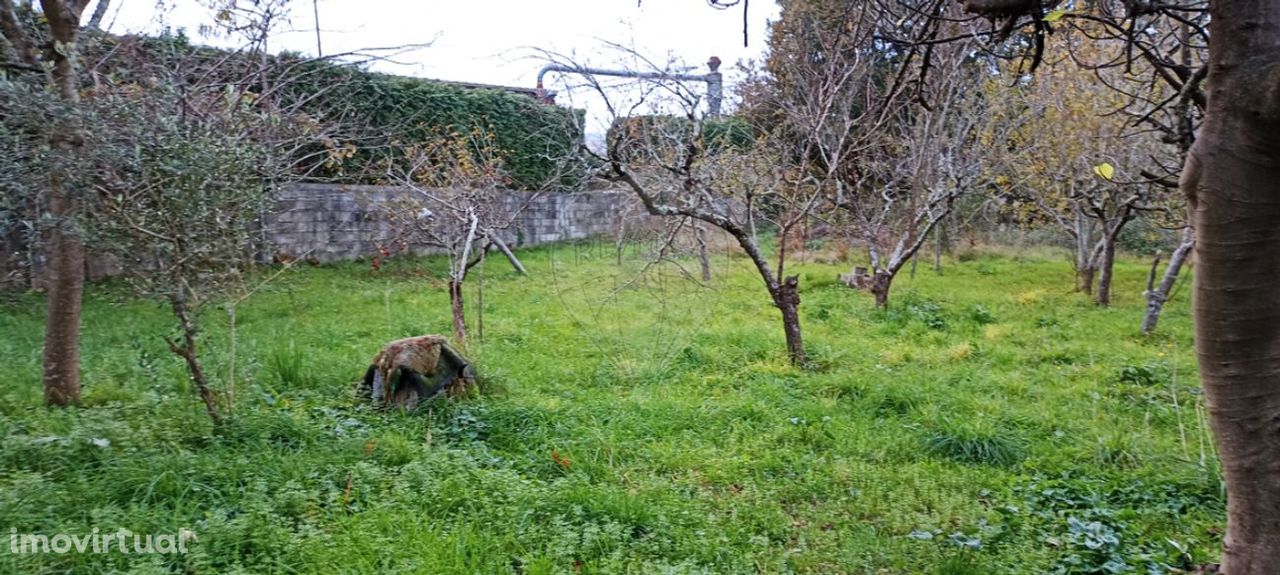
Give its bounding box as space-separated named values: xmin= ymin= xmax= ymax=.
xmin=772 ymin=275 xmax=804 ymax=365
xmin=933 ymin=224 xmax=944 ymax=275
xmin=695 ymin=222 xmax=711 ymax=282
xmin=489 ymin=235 xmax=527 ymax=276
xmin=730 ymin=227 xmax=805 ymax=365
xmin=1095 ymin=238 xmax=1117 ymax=307
xmin=1077 ymin=266 xmax=1095 ymax=295
xmin=166 ymin=298 xmax=221 ymax=425
xmin=449 ymin=278 xmax=466 ymax=347
xmin=1073 ymin=209 xmax=1097 ymax=295
xmin=41 ymin=191 xmax=84 ymax=406
xmin=1183 ymin=2 xmax=1280 ymax=568
xmin=38 ymin=0 xmax=88 ymax=407
xmin=871 ymin=270 xmax=893 ymax=309
xmin=1141 ymin=230 xmax=1195 ymax=335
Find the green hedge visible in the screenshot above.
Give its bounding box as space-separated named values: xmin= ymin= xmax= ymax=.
xmin=607 ymin=115 xmax=757 ymax=161
xmin=23 ymin=23 xmax=585 ymax=191
xmin=279 ymin=59 xmax=584 ymax=190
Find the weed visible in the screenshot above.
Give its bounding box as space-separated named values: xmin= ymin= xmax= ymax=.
xmin=969 ymin=304 xmax=997 ymax=325
xmin=1116 ymin=362 xmax=1167 ymax=386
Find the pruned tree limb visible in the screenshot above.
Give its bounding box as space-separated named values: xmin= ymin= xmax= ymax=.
xmin=488 ymin=233 xmax=527 ymax=276
xmin=85 ymin=0 xmax=110 ymax=29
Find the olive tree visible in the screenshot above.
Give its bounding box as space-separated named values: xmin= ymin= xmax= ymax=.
xmin=1 ymin=0 xmax=92 ymax=406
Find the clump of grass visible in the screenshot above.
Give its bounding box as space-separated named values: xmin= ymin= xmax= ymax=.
xmin=934 ymin=554 xmax=985 ymax=575
xmin=267 ymin=340 xmax=311 ymax=387
xmin=372 ymin=432 xmax=418 ymax=467
xmin=946 ymin=342 xmax=974 ymax=362
xmin=1092 ymin=431 xmax=1142 ymax=469
xmin=924 ymin=418 xmax=1024 ymax=467
xmin=908 ymin=300 xmax=949 ymax=330
xmin=871 ymin=388 xmax=924 ymax=417
xmin=1016 ymin=289 xmax=1046 ymax=305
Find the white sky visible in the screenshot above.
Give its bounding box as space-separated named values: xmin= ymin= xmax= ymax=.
xmin=98 ymin=0 xmax=780 ymax=134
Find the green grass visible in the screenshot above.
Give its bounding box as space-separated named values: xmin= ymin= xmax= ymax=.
xmin=0 ymin=240 xmax=1222 ymax=573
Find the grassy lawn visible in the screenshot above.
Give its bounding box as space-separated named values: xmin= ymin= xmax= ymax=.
xmin=0 ymin=240 xmax=1222 ymax=574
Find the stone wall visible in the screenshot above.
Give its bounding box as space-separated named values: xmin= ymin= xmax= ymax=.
xmin=264 ymin=183 xmax=646 ymax=263
xmin=1 ymin=184 xmax=652 ymax=288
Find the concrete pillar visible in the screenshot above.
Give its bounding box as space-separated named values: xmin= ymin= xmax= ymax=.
xmin=706 ymin=56 xmax=723 ymax=118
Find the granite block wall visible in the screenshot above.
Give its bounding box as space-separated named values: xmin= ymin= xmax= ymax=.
xmin=263 ymin=184 xmax=645 ymax=263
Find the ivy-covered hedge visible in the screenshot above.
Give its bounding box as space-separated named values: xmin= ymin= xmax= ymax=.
xmin=607 ymin=115 xmax=758 ymax=160
xmin=17 ymin=22 xmax=585 ymax=191
xmin=280 ymin=60 xmax=584 ymax=190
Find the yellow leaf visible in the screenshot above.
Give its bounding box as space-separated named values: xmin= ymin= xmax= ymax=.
xmin=1043 ymin=9 xmax=1068 ymax=22
xmin=1093 ymin=162 xmax=1115 ymax=181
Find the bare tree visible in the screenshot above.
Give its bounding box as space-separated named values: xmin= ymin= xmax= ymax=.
xmin=755 ymin=2 xmax=986 ymax=308
xmin=611 ymin=122 xmax=814 ymax=364
xmin=84 ymin=0 xmax=107 ymax=29
xmin=381 ymin=128 xmax=536 ymax=348
xmin=547 ymin=48 xmax=819 ymax=364
xmin=978 ymin=30 xmax=1177 ymax=306
xmin=833 ymin=50 xmax=986 ymax=308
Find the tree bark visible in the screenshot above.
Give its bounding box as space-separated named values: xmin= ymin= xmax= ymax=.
xmin=41 ymin=189 xmax=84 ymax=406
xmin=1183 ymin=1 xmax=1280 ymax=568
xmin=166 ymin=297 xmax=221 ymax=425
xmin=1073 ymin=209 xmax=1099 ymax=295
xmin=1141 ymin=230 xmax=1194 ymax=335
xmin=1095 ymin=237 xmax=1117 ymax=306
xmin=1077 ymin=265 xmax=1095 ymax=295
xmin=772 ymin=276 xmax=804 ymax=365
xmin=933 ymin=224 xmax=944 ymax=275
xmin=0 ymin=1 xmax=36 ymax=66
xmin=871 ymin=270 xmax=893 ymax=309
xmin=731 ymin=227 xmax=805 ymax=365
xmin=489 ymin=234 xmax=527 ymax=276
xmin=39 ymin=0 xmax=88 ymax=407
xmin=695 ymin=222 xmax=711 ymax=282
xmin=449 ymin=278 xmax=466 ymax=347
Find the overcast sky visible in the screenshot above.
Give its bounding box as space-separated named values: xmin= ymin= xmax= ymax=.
xmin=99 ymin=0 xmax=780 ymax=134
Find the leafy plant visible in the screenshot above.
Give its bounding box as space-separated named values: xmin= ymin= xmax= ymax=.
xmin=1116 ymin=363 xmax=1165 ymax=387
xmin=969 ymin=304 xmax=997 ymax=325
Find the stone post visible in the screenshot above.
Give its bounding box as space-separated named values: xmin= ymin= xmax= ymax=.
xmin=706 ymin=56 xmax=723 ymax=118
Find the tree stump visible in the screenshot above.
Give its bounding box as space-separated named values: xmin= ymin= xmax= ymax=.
xmin=360 ymin=335 xmax=475 ymax=410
